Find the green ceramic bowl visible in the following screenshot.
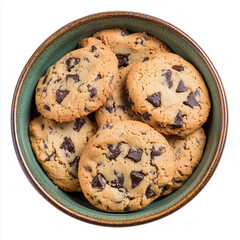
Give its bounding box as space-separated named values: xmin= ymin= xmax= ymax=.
xmin=11 ymin=11 xmax=228 ymax=226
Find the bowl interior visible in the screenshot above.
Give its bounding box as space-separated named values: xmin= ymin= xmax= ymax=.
xmin=15 ymin=13 xmax=223 ymax=223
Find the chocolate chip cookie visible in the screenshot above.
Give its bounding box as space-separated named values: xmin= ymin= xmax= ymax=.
xmin=35 ymin=37 xmax=118 ymax=122
xmin=29 ymin=115 xmax=97 ymax=192
xmin=126 ymin=52 xmax=211 ymax=136
xmin=78 ymin=120 xmax=175 ymax=212
xmin=163 ymin=127 xmax=206 ymax=195
xmin=92 ymin=29 xmax=170 ymax=125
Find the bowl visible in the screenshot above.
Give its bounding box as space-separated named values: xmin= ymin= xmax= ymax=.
xmin=11 ymin=11 xmax=228 ymax=226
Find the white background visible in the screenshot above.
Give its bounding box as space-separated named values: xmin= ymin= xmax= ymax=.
xmin=0 ymin=0 xmax=239 ymax=239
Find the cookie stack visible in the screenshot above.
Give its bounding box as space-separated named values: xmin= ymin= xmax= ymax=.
xmin=29 ymin=29 xmax=211 ymax=212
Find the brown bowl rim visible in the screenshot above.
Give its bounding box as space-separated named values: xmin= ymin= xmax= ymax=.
xmin=11 ymin=11 xmax=228 ymax=227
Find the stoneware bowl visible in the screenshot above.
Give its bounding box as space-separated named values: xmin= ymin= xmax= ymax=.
xmin=11 ymin=11 xmax=228 ymax=226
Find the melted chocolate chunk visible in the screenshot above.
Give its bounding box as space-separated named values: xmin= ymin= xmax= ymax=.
xmin=66 ymin=74 xmax=79 ymax=83
xmin=172 ymin=110 xmax=183 ymax=128
xmin=108 ymin=143 xmax=122 ymax=159
xmin=92 ymin=45 xmax=97 ymax=52
xmin=60 ymin=137 xmax=75 ymax=153
xmin=116 ymin=53 xmax=130 ymax=68
xmin=43 ymin=105 xmax=50 ymax=111
xmin=145 ymin=185 xmax=157 ymax=199
xmin=126 ymin=149 xmax=143 ymax=162
xmin=66 ymin=57 xmax=80 ymax=72
xmin=183 ymin=92 xmax=200 ymax=108
xmin=41 ymin=124 xmax=44 ymax=130
xmin=176 ymin=80 xmax=188 ymax=93
xmin=130 ymin=171 xmax=144 ymax=188
xmin=45 ymin=152 xmax=55 ymax=161
xmin=111 ymin=173 xmax=124 ymax=188
xmin=172 ymin=65 xmax=184 ymax=72
xmin=162 ymin=69 xmax=173 ymax=88
xmin=151 ymin=147 xmax=165 ymax=160
xmin=56 ymin=89 xmax=70 ymax=104
xmin=142 ymin=112 xmax=152 ymax=121
xmin=92 ymin=173 xmax=106 ymax=189
xmin=146 ymin=92 xmax=161 ymax=107
xmin=73 ymin=118 xmax=86 ymax=131
xmin=121 ymin=28 xmax=132 ymax=36
xmin=87 ymin=85 xmax=98 ymax=98
xmin=84 ymin=57 xmax=90 ymax=62
xmin=70 ymin=156 xmax=80 ymax=171
xmin=142 ymin=57 xmax=149 ymax=63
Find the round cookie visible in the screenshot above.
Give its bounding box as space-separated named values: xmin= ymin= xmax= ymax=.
xmin=126 ymin=52 xmax=211 ymax=136
xmin=91 ymin=29 xmax=170 ymax=125
xmin=163 ymin=127 xmax=206 ymax=195
xmin=29 ymin=115 xmax=97 ymax=192
xmin=35 ymin=37 xmax=118 ymax=122
xmin=78 ymin=120 xmax=175 ymax=212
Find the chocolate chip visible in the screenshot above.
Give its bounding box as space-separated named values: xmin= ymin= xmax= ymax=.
xmin=130 ymin=171 xmax=144 ymax=188
xmin=124 ymin=205 xmax=130 ymax=211
xmin=42 ymin=75 xmax=48 ymax=85
xmin=109 ymin=75 xmax=114 ymax=85
xmin=142 ymin=112 xmax=152 ymax=121
xmin=102 ymin=123 xmax=113 ymax=129
xmin=91 ymin=45 xmax=97 ymax=52
xmin=176 ymin=80 xmax=188 ymax=93
xmin=43 ymin=105 xmax=50 ymax=111
xmin=105 ymin=106 xmax=114 ymax=113
xmin=142 ymin=57 xmax=149 ymax=63
xmin=146 ymin=92 xmax=161 ymax=107
xmin=66 ymin=57 xmax=80 ymax=72
xmin=108 ymin=143 xmax=122 ymax=159
xmin=41 ymin=124 xmax=44 ymax=130
xmin=135 ymin=36 xmax=149 ymax=45
xmin=172 ymin=65 xmax=184 ymax=72
xmin=116 ymin=53 xmax=130 ymax=68
xmin=121 ymin=28 xmax=132 ymax=36
xmin=95 ymin=74 xmax=102 ymax=81
xmin=162 ymin=69 xmax=173 ymax=88
xmin=94 ymin=54 xmax=99 ymax=58
xmin=45 ymin=152 xmax=55 ymax=161
xmin=151 ymin=147 xmax=165 ymax=160
xmin=73 ymin=118 xmax=86 ymax=131
xmin=172 ymin=110 xmax=183 ymax=128
xmin=84 ymin=57 xmax=90 ymax=62
xmin=60 ymin=137 xmax=75 ymax=153
xmin=126 ymin=149 xmax=143 ymax=162
xmin=129 ymin=98 xmax=134 ymax=106
xmin=66 ymin=74 xmax=79 ymax=83
xmin=117 ymin=105 xmax=126 ymax=111
xmin=56 ymin=89 xmax=69 ymax=104
xmin=54 ymin=79 xmax=61 ymax=84
xmin=145 ymin=185 xmax=157 ymax=199
xmin=70 ymin=156 xmax=80 ymax=171
xmin=87 ymin=85 xmax=98 ymax=98
xmin=111 ymin=173 xmax=124 ymax=188
xmin=84 ymin=107 xmax=89 ymax=112
xmin=183 ymin=92 xmax=200 ymax=108
xmin=92 ymin=173 xmax=106 ymax=189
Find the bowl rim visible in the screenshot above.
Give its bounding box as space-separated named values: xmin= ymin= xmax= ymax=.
xmin=11 ymin=11 xmax=228 ymax=227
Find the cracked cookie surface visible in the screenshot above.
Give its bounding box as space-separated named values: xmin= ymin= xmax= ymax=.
xmin=163 ymin=127 xmax=206 ymax=195
xmin=29 ymin=115 xmax=97 ymax=192
xmin=35 ymin=37 xmax=118 ymax=122
xmin=78 ymin=120 xmax=175 ymax=212
xmin=92 ymin=29 xmax=170 ymax=125
xmin=126 ymin=52 xmax=211 ymax=136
